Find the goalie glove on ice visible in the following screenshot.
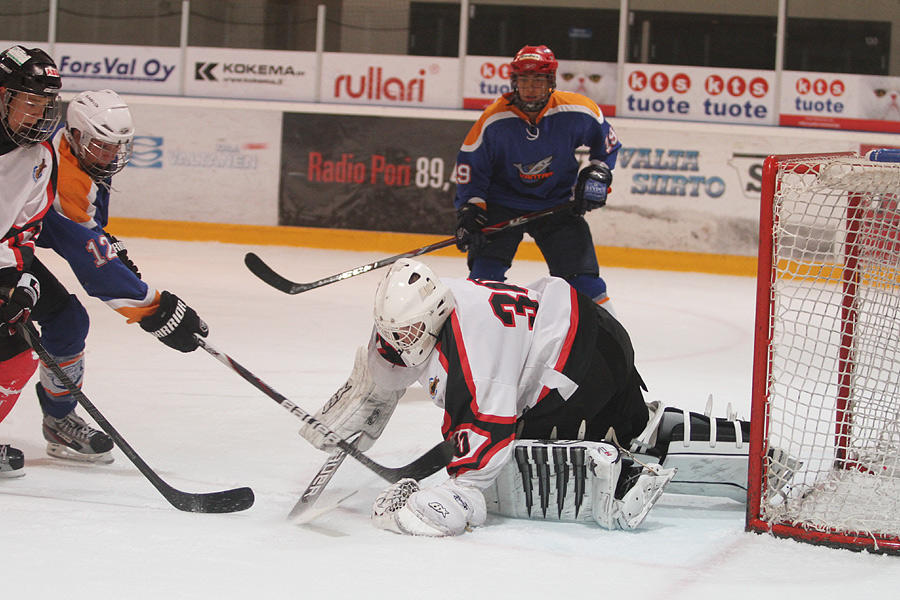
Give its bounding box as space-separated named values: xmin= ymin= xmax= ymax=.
xmin=300 ymin=346 xmax=405 ymax=452
xmin=0 ymin=272 xmax=40 ymax=336
xmin=139 ymin=290 xmax=208 ymax=352
xmin=372 ymin=478 xmax=487 ymax=537
xmin=573 ymin=163 xmax=612 ymax=216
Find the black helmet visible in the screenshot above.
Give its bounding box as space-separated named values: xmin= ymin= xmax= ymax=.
xmin=0 ymin=45 xmax=62 ymax=147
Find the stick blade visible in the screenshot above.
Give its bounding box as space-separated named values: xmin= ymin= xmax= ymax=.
xmin=167 ymin=486 xmax=256 ymax=514
xmin=244 ymin=252 xmax=302 ymax=294
xmin=384 ymin=439 xmax=457 ymax=483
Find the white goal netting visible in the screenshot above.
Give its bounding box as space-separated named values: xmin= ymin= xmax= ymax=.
xmin=752 ymin=153 xmax=900 ymax=552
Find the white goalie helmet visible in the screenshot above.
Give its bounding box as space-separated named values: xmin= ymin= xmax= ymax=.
xmin=65 ymin=89 xmax=134 ymax=181
xmin=373 ymin=259 xmax=455 ymax=367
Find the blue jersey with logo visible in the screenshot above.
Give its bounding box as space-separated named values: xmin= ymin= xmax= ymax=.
xmin=454 ymin=90 xmax=620 ymax=212
xmin=36 ymin=127 xmax=158 ymax=323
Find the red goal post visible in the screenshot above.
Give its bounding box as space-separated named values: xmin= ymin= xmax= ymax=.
xmin=747 ymin=151 xmax=900 ymax=554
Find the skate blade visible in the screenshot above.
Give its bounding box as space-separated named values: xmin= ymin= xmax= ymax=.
xmin=0 ymin=468 xmax=26 ymax=479
xmin=46 ymin=443 xmax=114 ymax=465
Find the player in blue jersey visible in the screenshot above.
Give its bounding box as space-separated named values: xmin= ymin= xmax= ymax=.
xmin=30 ymin=89 xmax=209 ymax=463
xmin=454 ymin=45 xmax=620 ymax=314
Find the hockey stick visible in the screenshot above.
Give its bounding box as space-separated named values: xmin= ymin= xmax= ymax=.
xmin=245 ymin=201 xmax=575 ymax=295
xmin=17 ymin=322 xmax=254 ymax=514
xmin=196 ymin=337 xmax=456 ymax=483
xmin=288 ymin=447 xmax=356 ymax=524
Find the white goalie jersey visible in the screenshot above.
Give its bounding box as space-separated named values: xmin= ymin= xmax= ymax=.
xmin=369 ymin=276 xmax=599 ymax=491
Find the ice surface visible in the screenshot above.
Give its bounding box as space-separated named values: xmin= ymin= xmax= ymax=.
xmin=4 ymin=239 xmax=900 ymax=599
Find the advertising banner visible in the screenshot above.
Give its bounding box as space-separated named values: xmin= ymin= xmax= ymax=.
xmin=462 ymin=55 xmax=617 ymax=115
xmin=779 ymin=71 xmax=900 ymax=134
xmin=113 ymin=103 xmax=282 ymax=226
xmin=53 ymin=43 xmax=181 ymax=95
xmin=620 ymin=64 xmax=776 ymax=126
xmin=583 ymin=119 xmax=897 ymax=255
xmin=319 ymin=53 xmax=460 ymax=109
xmin=184 ymin=47 xmax=317 ymax=102
xmin=279 ymin=112 xmax=472 ymax=234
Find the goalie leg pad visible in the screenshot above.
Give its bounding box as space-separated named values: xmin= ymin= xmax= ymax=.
xmin=630 ymin=401 xmax=801 ymax=502
xmin=372 ymin=478 xmax=486 ymax=537
xmin=483 ymin=439 xmax=675 ymax=529
xmin=300 ymin=346 xmax=405 ymax=451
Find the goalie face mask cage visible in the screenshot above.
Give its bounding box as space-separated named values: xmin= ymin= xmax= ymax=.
xmin=747 ymin=152 xmax=900 ymax=554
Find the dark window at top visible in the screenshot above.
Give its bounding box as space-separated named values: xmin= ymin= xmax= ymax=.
xmin=409 ymin=3 xmax=619 ymax=60
xmin=409 ymin=2 xmax=460 ymax=57
xmin=785 ymin=18 xmax=889 ymax=75
xmin=468 ymin=5 xmax=618 ymax=61
xmin=629 ymin=11 xmax=777 ymax=69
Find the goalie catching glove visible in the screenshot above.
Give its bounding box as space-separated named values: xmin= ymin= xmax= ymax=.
xmin=299 ymin=346 xmax=405 ymax=452
xmin=573 ymin=163 xmax=612 ymax=216
xmin=139 ymin=290 xmax=208 ymax=352
xmin=373 ymin=477 xmax=487 ymax=537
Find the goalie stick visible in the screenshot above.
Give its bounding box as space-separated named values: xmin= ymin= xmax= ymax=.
xmin=288 ymin=447 xmax=356 ymax=524
xmin=17 ymin=322 xmax=254 ymax=514
xmin=196 ymin=337 xmax=456 ymax=483
xmin=245 ymin=201 xmax=576 ymax=295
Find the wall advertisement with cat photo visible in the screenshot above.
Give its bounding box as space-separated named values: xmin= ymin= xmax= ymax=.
xmin=462 ymin=55 xmax=617 ymax=116
xmin=779 ymin=71 xmax=900 ymax=134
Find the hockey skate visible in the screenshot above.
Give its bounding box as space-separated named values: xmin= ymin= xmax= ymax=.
xmin=0 ymin=444 xmax=25 ymax=478
xmin=38 ymin=384 xmax=114 ymax=463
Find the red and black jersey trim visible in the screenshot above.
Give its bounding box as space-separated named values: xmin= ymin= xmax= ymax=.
xmin=436 ymin=312 xmax=517 ymax=476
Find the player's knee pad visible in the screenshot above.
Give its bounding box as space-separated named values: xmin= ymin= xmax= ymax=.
xmin=630 ymin=399 xmax=755 ymax=501
xmin=483 ymin=439 xmax=674 ymax=530
xmin=468 ymin=257 xmax=509 ymax=282
xmin=36 ymin=294 xmax=89 ymax=357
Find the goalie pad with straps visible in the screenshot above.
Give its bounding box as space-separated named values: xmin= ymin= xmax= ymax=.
xmin=300 ymin=346 xmax=405 ymax=452
xmin=482 ymin=440 xmax=676 ymax=530
xmin=629 ymin=399 xmax=799 ymax=502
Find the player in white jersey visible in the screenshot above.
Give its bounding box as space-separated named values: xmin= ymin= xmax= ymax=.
xmin=0 ymin=45 xmax=62 ymax=477
xmin=302 ymin=259 xmax=676 ymax=535
xmin=302 ymin=260 xmax=786 ymax=536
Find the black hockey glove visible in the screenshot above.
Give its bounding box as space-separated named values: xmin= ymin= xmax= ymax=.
xmin=139 ymin=291 xmax=208 ymax=352
xmin=0 ymin=272 xmax=40 ymax=336
xmin=455 ymin=202 xmax=488 ymax=252
xmin=573 ymin=164 xmax=613 ymax=216
xmin=106 ymin=233 xmax=141 ymax=279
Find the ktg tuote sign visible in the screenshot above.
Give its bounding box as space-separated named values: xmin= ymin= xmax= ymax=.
xmin=620 ymin=64 xmax=776 ymax=125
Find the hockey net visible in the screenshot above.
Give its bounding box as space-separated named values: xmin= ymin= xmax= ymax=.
xmin=746 ymin=152 xmax=900 ymax=554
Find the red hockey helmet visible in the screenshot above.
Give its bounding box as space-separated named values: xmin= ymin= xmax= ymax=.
xmin=510 ymin=45 xmax=558 ymax=77
xmin=509 ymin=45 xmax=557 ymax=111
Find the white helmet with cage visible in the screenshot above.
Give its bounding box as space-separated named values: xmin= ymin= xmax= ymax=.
xmin=65 ymin=89 xmax=134 ymax=181
xmin=373 ymin=259 xmax=455 ymax=367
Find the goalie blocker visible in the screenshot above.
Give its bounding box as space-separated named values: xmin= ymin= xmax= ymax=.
xmin=299 ymin=346 xmax=405 ymax=452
